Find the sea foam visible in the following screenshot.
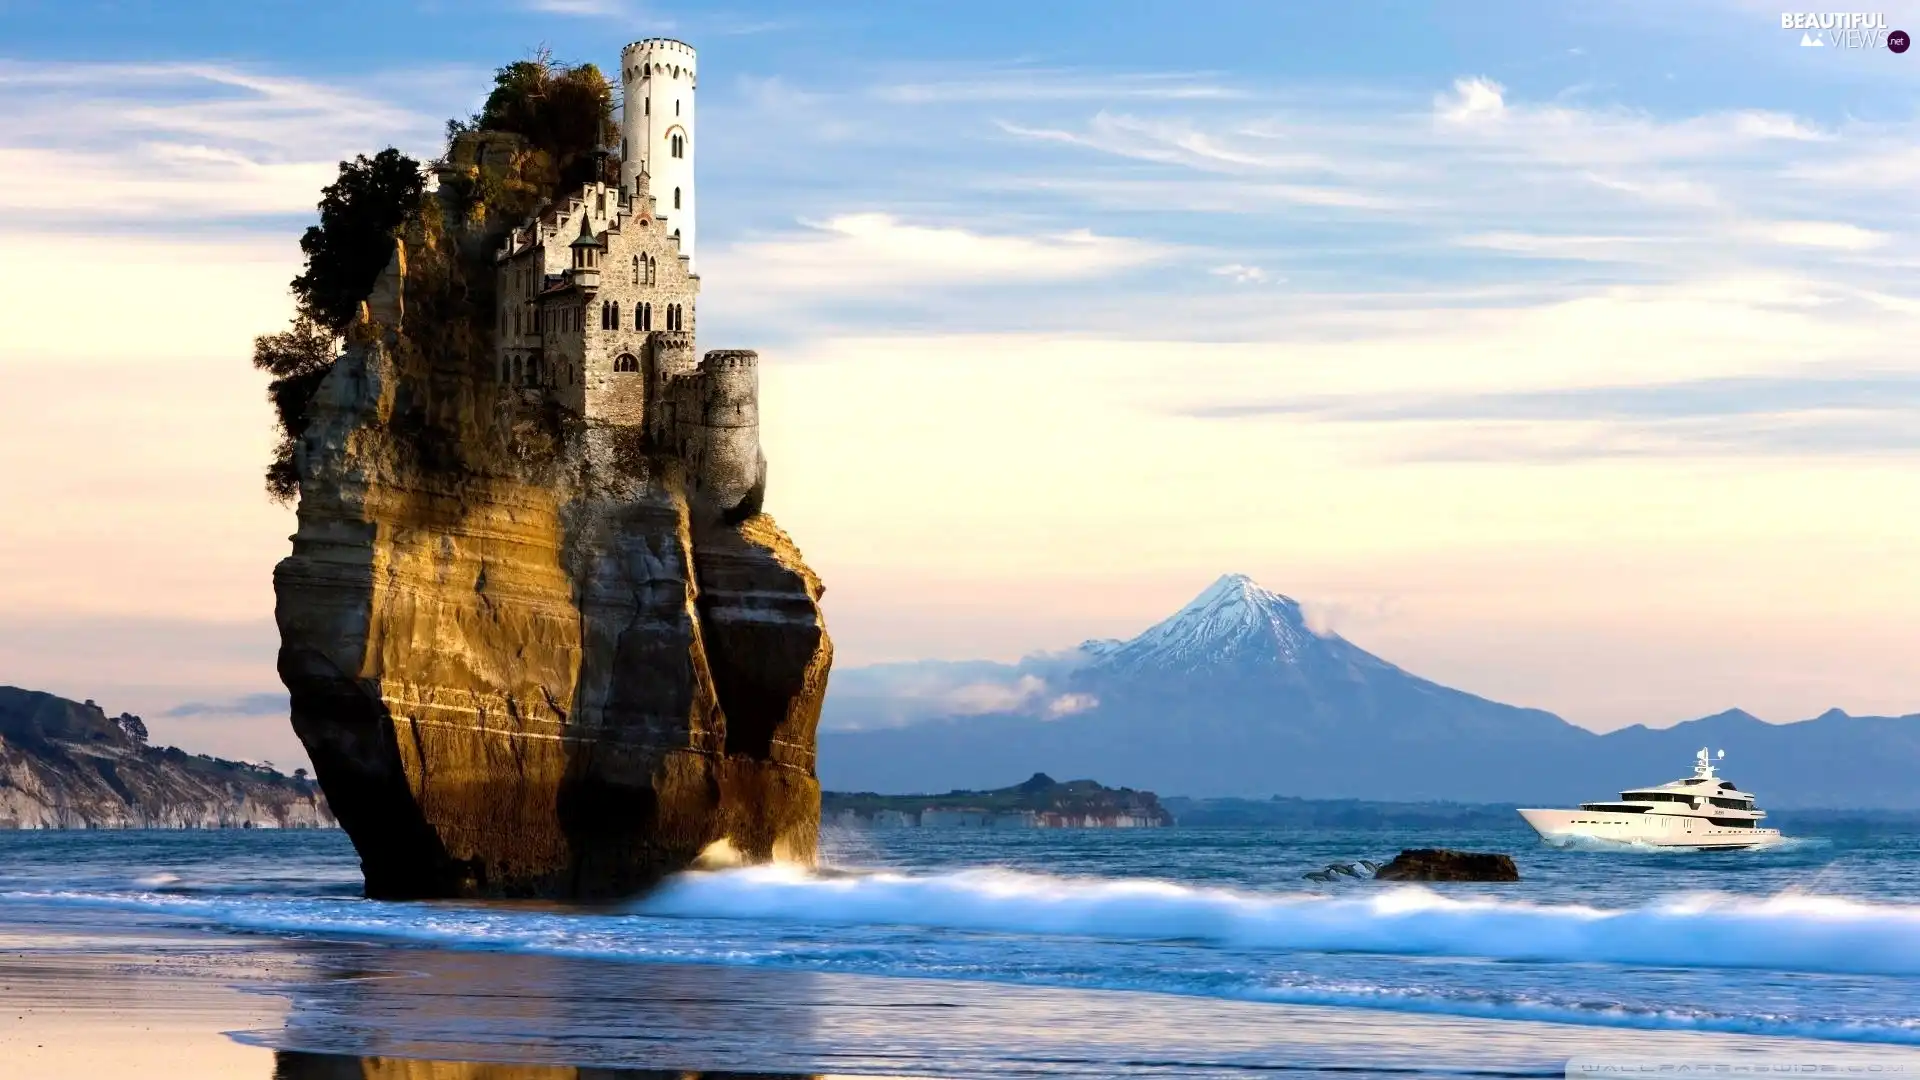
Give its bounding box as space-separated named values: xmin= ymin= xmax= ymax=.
xmin=639 ymin=864 xmax=1920 ymax=977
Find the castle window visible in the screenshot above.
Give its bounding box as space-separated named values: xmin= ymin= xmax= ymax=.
xmin=673 ymin=187 xmax=681 ymax=209
xmin=647 ymin=255 xmax=657 ymax=285
xmin=675 ymin=99 xmax=680 ymax=116
xmin=615 ymin=354 xmax=640 ymax=373
xmin=645 ymin=97 xmax=650 ymax=116
xmin=632 ymin=256 xmax=640 ymax=285
xmin=670 ymin=134 xmax=684 ymax=159
xmin=610 ymin=301 xmax=621 ymax=328
xmin=596 ymin=193 xmax=605 ymax=213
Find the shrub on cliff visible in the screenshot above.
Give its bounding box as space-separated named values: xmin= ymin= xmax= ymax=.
xmin=253 ymin=316 xmax=342 ymax=501
xmin=292 ymin=148 xmax=427 ymax=332
xmin=254 ymin=149 xmax=425 ymax=500
xmin=453 ymin=51 xmax=616 ymax=200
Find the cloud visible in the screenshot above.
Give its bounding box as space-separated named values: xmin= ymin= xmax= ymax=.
xmin=0 ymin=61 xmax=442 ymax=225
xmin=1436 ymin=76 xmax=1507 ymax=124
xmin=1743 ymin=220 xmax=1888 ymax=251
xmin=875 ymin=70 xmax=1243 ymax=105
xmin=518 ymin=0 xmax=671 ymax=20
xmin=1211 ymin=263 xmax=1272 ymax=284
xmin=1043 ymin=692 xmax=1099 ymax=718
xmin=706 ymin=213 xmax=1168 ymax=299
xmin=1181 ymin=371 xmax=1920 ymax=461
xmin=163 ymin=692 xmax=289 ymax=718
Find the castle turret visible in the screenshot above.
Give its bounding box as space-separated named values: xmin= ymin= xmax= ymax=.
xmin=569 ymin=214 xmax=602 ymax=290
xmin=680 ymin=349 xmax=763 ymax=514
xmin=620 ymin=39 xmax=696 ymax=267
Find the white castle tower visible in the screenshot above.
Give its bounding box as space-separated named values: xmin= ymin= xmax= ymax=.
xmin=619 ymin=39 xmax=696 ymax=267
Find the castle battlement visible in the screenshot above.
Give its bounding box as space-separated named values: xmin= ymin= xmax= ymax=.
xmin=699 ymin=349 xmax=757 ymax=373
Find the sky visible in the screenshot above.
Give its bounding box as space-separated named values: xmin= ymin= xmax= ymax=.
xmin=2 ymin=0 xmax=1920 ymax=769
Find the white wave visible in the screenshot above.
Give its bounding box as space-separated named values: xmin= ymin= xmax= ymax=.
xmin=8 ymin=879 xmax=1920 ymax=1045
xmin=638 ymin=865 xmax=1920 ymax=976
xmin=132 ymin=872 xmax=181 ymax=888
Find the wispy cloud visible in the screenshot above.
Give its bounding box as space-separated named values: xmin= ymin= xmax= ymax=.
xmin=163 ymin=692 xmax=288 ymax=718
xmin=1183 ymin=371 xmax=1920 ymax=461
xmin=706 ymin=212 xmax=1170 ymax=300
xmin=0 ymin=60 xmax=442 ymax=225
xmin=875 ymin=69 xmax=1243 ymax=105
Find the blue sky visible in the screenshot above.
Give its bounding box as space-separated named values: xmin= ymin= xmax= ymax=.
xmin=2 ymin=0 xmax=1919 ymax=768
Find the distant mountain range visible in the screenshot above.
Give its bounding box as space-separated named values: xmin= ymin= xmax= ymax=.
xmin=819 ymin=575 xmax=1920 ymax=808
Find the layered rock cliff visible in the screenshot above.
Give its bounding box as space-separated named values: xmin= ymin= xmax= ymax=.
xmin=0 ymin=687 xmax=331 ymax=829
xmin=273 ymin=143 xmax=831 ymax=900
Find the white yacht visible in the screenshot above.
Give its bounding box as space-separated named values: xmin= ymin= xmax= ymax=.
xmin=1518 ymin=748 xmax=1783 ymax=849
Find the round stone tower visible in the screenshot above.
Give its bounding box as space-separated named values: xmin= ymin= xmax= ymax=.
xmin=620 ymin=38 xmax=696 ymax=267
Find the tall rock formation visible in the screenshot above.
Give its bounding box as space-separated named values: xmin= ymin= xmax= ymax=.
xmin=272 ymin=135 xmax=831 ymax=900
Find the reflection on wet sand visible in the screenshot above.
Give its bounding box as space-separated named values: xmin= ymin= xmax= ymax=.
xmin=271 ymin=1051 xmax=826 ymax=1079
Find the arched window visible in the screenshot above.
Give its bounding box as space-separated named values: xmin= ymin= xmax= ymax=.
xmin=647 ymin=255 xmax=657 ymax=285
xmin=632 ymin=256 xmax=640 ymax=285
xmin=610 ymin=301 xmax=620 ymax=328
xmin=673 ymin=187 xmax=681 ymax=209
xmin=615 ymin=354 xmax=640 ymax=373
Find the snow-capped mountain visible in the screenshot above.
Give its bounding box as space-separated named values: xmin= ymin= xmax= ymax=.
xmin=821 ymin=573 xmax=1585 ymax=799
xmin=1084 ymin=574 xmax=1320 ymax=673
xmin=818 ymin=574 xmax=1920 ymax=805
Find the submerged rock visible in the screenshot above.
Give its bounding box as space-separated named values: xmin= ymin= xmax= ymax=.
xmin=274 ymin=137 xmax=831 ymax=900
xmin=1372 ymin=848 xmax=1519 ymax=882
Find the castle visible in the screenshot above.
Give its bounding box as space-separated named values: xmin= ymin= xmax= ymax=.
xmin=487 ymin=39 xmax=761 ymax=513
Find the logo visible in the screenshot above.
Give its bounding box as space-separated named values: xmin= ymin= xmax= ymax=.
xmin=1781 ymin=11 xmax=1903 ymax=50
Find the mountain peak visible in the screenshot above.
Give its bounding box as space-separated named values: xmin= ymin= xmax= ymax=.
xmin=1090 ymin=573 xmax=1326 ymax=675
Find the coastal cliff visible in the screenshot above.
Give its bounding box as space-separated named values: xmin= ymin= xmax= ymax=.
xmin=272 ymin=110 xmax=830 ymax=899
xmin=0 ymin=687 xmax=330 ymax=829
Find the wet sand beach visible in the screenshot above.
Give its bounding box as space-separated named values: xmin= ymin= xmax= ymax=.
xmin=9 ymin=895 xmax=1920 ymax=1079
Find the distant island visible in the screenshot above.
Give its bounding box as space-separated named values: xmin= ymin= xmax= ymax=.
xmin=824 ymin=773 xmax=1171 ymax=828
xmin=0 ymin=687 xmax=331 ymax=829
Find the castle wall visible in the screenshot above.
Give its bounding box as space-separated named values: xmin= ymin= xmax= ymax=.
xmin=493 ymin=181 xmax=698 ymax=426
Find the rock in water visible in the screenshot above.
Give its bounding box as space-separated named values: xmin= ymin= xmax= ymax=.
xmin=1372 ymin=848 xmax=1519 ymax=882
xmin=274 ymin=140 xmax=831 ymax=900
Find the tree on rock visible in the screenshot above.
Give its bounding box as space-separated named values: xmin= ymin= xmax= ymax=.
xmin=291 ymin=148 xmax=426 ymax=332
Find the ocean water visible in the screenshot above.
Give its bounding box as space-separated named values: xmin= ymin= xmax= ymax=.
xmin=3 ymin=820 xmax=1919 ymax=1074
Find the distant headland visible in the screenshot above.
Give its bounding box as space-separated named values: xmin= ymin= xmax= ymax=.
xmin=0 ymin=686 xmax=330 ymax=829
xmin=824 ymin=773 xmax=1171 ymax=829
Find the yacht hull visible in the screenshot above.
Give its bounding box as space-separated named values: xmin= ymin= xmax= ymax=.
xmin=1518 ymin=808 xmax=1783 ymax=850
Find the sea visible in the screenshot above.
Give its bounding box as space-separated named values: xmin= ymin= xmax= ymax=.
xmin=3 ymin=820 xmax=1919 ymax=1078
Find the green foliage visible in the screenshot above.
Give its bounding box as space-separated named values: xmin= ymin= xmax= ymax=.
xmin=291 ymin=148 xmax=425 ymax=332
xmin=459 ymin=49 xmax=615 ymax=195
xmin=252 ymin=315 xmax=340 ymax=502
